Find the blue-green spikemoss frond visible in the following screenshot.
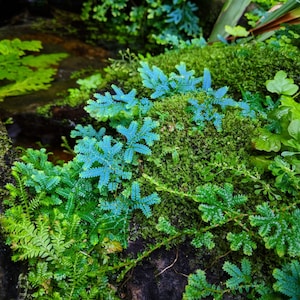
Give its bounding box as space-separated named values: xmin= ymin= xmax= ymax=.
xmin=84 ymin=84 xmax=153 ymax=127
xmin=139 ymin=61 xmax=171 ymax=99
xmin=169 ymin=62 xmax=201 ymax=93
xmin=164 ymin=1 xmax=199 ymax=36
xmin=70 ymin=124 xmax=106 ymax=140
xmin=84 ymin=84 xmax=139 ymax=125
xmin=75 ymin=135 xmax=132 ymax=191
xmin=138 ymin=61 xmax=201 ymax=99
xmin=130 ymin=181 xmax=160 ymax=217
xmin=188 ymin=68 xmax=255 ymax=131
xmin=101 ymin=182 xmax=160 ymax=218
xmin=117 ymin=118 xmax=160 ymax=163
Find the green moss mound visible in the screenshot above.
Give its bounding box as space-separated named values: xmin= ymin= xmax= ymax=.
xmin=136 ymin=91 xmax=263 ymax=239
xmin=109 ymin=43 xmax=300 ymax=235
xmin=118 ymin=43 xmax=300 ymax=100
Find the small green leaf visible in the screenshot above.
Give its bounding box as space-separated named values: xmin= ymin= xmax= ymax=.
xmin=223 ymin=258 xmax=252 ymax=289
xmin=227 ymin=231 xmax=257 ymax=256
xmin=266 ymin=71 xmax=299 ymax=96
xmin=191 ymin=232 xmax=215 ymax=250
xmin=225 ymin=25 xmax=249 ymax=37
xmin=253 ymin=128 xmax=281 ymax=152
xmin=288 ymin=119 xmax=300 ymax=141
xmin=273 ymin=260 xmax=300 ymax=299
xmin=280 ymin=95 xmax=300 ymax=116
xmin=156 ymin=217 xmax=178 ymax=235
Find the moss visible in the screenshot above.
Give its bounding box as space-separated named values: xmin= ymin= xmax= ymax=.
xmin=115 ymin=43 xmax=300 ymax=100
xmin=0 ymin=120 xmax=15 ymax=210
xmin=135 ymin=91 xmax=261 ymax=240
xmin=0 ymin=121 xmax=14 ymax=187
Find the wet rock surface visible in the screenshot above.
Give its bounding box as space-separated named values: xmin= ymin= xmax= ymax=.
xmin=0 ymin=24 xmax=111 ymax=115
xmin=0 ymin=121 xmax=22 ymax=300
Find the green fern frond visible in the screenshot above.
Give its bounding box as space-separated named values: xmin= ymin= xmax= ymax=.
xmin=227 ymin=231 xmax=257 ymax=256
xmin=273 ymin=260 xmax=300 ymax=300
xmin=196 ymin=183 xmax=247 ymax=225
xmin=0 ymin=39 xmax=67 ymax=101
xmin=5 ymin=171 xmax=31 ymax=217
xmin=21 ymin=53 xmax=68 ymax=68
xmin=250 ymin=203 xmax=300 ymax=257
xmin=223 ymin=258 xmax=252 ymax=290
xmin=183 ymin=269 xmax=223 ymax=300
xmin=191 ymin=232 xmax=215 ymax=250
xmin=156 ymin=216 xmax=178 ymax=235
xmin=65 ymin=214 xmax=82 ymax=238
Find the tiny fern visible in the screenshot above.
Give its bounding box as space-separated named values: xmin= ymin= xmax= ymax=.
xmin=223 ymin=258 xmax=252 ymax=290
xmin=183 ymin=269 xmax=223 ymax=300
xmin=249 ymin=203 xmax=300 ymax=257
xmin=195 ymin=183 xmax=247 ymax=225
xmin=183 ymin=259 xmax=271 ymax=299
xmin=227 ymin=231 xmax=257 ymax=256
xmin=117 ymin=117 xmax=160 ymax=163
xmin=138 ymin=61 xmax=200 ymax=99
xmin=102 ymin=182 xmax=160 ymax=218
xmin=77 ymin=135 xmax=131 ymax=191
xmin=273 ymin=260 xmax=300 ymax=300
xmin=84 ymin=84 xmax=152 ymax=127
xmin=188 ymin=68 xmax=255 ymax=131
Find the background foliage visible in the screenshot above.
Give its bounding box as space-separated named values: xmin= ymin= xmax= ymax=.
xmin=0 ymin=39 xmax=68 ymax=101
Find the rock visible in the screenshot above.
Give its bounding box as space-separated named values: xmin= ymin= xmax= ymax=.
xmin=0 ymin=119 xmax=20 ymax=300
xmin=0 ymin=119 xmax=15 ymax=196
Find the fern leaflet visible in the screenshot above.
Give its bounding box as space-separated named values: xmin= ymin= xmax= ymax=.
xmin=223 ymin=258 xmax=252 ymax=290
xmin=273 ymin=260 xmax=300 ymax=299
xmin=195 ymin=183 xmax=247 ymax=225
xmin=249 ymin=203 xmax=300 ymax=257
xmin=183 ymin=269 xmax=222 ymax=300
xmin=117 ymin=118 xmax=160 ymax=163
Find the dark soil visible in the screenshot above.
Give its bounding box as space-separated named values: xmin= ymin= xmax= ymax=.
xmin=122 ymin=243 xmax=197 ymax=300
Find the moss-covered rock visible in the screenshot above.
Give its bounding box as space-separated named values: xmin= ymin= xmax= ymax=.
xmin=0 ymin=120 xmax=14 ymax=191
xmin=134 ymin=91 xmax=264 ymax=240
xmin=0 ymin=120 xmax=19 ymax=300
xmin=124 ymin=42 xmax=300 ymax=242
xmin=131 ymin=85 xmax=284 ymax=288
xmin=115 ymin=43 xmax=300 ymax=101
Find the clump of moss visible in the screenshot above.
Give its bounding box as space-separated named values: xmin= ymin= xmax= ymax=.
xmin=0 ymin=121 xmax=16 ymax=209
xmin=114 ymin=43 xmax=300 ymax=100
xmin=135 ymin=91 xmax=262 ymax=240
